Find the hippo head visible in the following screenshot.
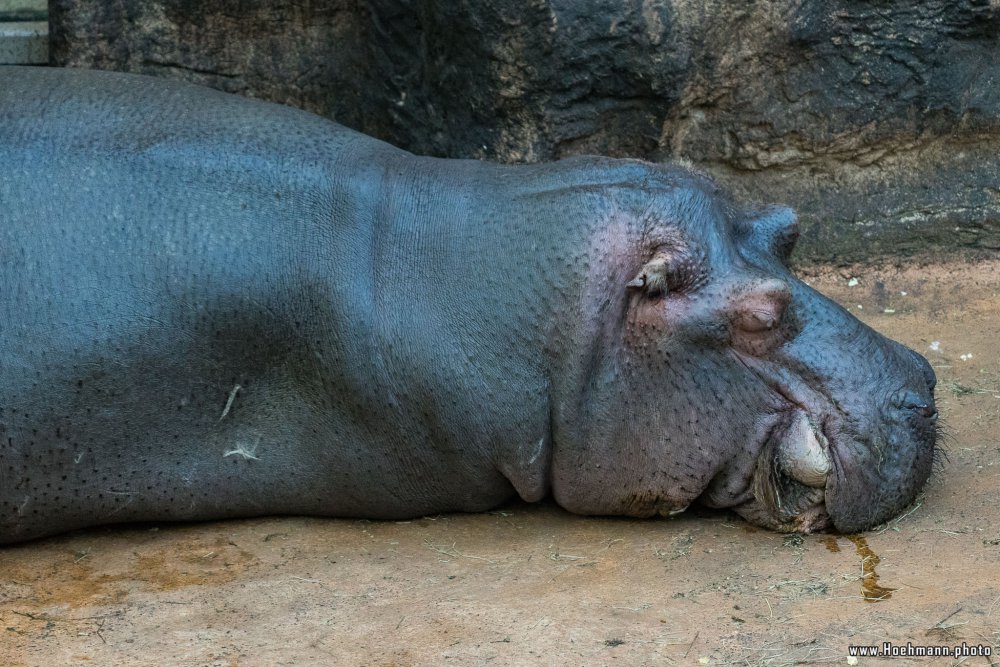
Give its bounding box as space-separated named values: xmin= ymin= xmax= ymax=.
xmin=549 ymin=165 xmax=937 ymax=533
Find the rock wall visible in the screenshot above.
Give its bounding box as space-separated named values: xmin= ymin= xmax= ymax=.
xmin=50 ymin=0 xmax=1000 ymax=263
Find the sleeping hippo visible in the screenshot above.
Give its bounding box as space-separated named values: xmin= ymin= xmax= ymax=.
xmin=0 ymin=66 xmax=937 ymax=544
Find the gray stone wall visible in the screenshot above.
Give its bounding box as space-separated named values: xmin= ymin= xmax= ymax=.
xmin=49 ymin=0 xmax=1000 ymax=263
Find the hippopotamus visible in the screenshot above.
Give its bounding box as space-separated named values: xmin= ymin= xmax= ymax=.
xmin=0 ymin=66 xmax=937 ymax=544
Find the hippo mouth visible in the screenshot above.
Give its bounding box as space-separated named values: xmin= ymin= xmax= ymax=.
xmin=747 ymin=408 xmax=834 ymax=532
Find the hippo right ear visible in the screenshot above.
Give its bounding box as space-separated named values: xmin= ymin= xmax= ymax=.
xmin=744 ymin=206 xmax=799 ymax=264
xmin=626 ymin=256 xmax=671 ymax=297
xmin=628 ymin=250 xmax=704 ymax=297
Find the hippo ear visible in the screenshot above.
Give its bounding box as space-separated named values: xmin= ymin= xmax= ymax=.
xmin=626 ymin=256 xmax=672 ymax=297
xmin=745 ymin=206 xmax=799 ymax=263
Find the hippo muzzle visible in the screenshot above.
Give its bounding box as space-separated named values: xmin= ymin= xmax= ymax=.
xmin=733 ymin=328 xmax=938 ymax=533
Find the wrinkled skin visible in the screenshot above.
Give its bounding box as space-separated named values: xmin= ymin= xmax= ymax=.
xmin=0 ymin=67 xmax=936 ymax=544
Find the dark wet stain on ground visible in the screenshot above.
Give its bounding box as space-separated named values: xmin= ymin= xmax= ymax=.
xmin=821 ymin=535 xmax=841 ymax=553
xmin=847 ymin=534 xmax=895 ymax=602
xmin=0 ymin=533 xmax=257 ymax=608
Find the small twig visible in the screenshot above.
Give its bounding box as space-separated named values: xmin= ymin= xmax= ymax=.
xmin=987 ymin=595 xmax=1000 ymax=617
xmin=875 ymin=501 xmax=923 ymax=534
xmin=12 ymin=611 xmax=46 ymax=621
xmin=424 ymin=541 xmax=496 ymax=564
xmin=682 ymin=631 xmax=700 ymax=659
xmin=219 ymin=384 xmax=241 ymax=421
xmin=13 ymin=611 xmax=118 ymax=622
xmin=760 ymin=595 xmax=774 ymax=618
xmin=932 ymin=607 xmax=963 ymax=628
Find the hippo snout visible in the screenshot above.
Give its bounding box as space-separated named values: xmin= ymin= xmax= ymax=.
xmin=783 ymin=338 xmax=938 ymax=534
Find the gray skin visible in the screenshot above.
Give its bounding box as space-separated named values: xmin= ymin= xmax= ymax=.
xmin=0 ymin=67 xmax=937 ymax=544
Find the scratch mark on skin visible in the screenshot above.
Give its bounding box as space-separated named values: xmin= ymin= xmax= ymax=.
xmin=74 ymin=452 xmax=84 ymax=464
xmin=224 ymin=436 xmax=261 ymax=461
xmin=106 ymin=489 xmax=137 ymax=516
xmin=527 ymin=437 xmax=545 ymax=466
xmin=219 ymin=384 xmax=242 ymax=421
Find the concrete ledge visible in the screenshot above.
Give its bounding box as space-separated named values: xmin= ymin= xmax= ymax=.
xmin=0 ymin=0 xmax=47 ymax=21
xmin=0 ymin=21 xmax=47 ymax=64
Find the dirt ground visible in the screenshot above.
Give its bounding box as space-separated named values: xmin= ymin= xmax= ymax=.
xmin=2 ymin=258 xmax=999 ymax=667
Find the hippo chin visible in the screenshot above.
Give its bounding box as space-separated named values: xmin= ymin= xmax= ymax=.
xmin=0 ymin=67 xmax=937 ymax=544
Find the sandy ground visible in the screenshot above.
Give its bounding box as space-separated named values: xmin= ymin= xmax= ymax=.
xmin=2 ymin=258 xmax=999 ymax=667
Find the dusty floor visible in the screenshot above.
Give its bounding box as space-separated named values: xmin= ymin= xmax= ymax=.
xmin=2 ymin=259 xmax=999 ymax=667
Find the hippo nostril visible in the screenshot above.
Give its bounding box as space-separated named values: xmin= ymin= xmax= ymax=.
xmin=895 ymin=389 xmax=937 ymax=420
xmin=907 ymin=402 xmax=938 ymax=420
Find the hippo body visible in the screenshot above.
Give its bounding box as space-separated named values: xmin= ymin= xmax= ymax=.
xmin=0 ymin=67 xmax=937 ymax=544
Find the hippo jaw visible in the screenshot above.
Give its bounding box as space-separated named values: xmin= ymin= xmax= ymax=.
xmin=735 ymin=409 xmax=836 ymax=533
xmin=727 ymin=337 xmax=938 ymax=534
xmin=751 ymin=410 xmax=833 ymax=532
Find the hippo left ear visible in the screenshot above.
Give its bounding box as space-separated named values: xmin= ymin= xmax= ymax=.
xmin=744 ymin=206 xmax=799 ymax=263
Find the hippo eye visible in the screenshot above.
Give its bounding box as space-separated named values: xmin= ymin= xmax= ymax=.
xmin=742 ymin=207 xmax=799 ymax=264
